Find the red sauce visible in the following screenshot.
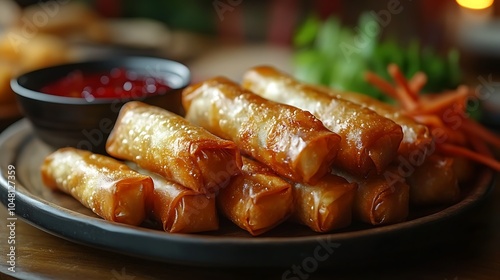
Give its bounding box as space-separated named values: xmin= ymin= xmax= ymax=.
xmin=41 ymin=68 xmax=171 ymax=99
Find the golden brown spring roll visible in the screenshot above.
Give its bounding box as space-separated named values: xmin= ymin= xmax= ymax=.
xmin=292 ymin=174 xmax=357 ymax=232
xmin=243 ymin=66 xmax=403 ymax=177
xmin=406 ymin=155 xmax=460 ymax=206
xmin=452 ymin=156 xmax=476 ymax=183
xmin=182 ymin=77 xmax=341 ymax=184
xmin=142 ymin=170 xmax=218 ymax=233
xmin=217 ymin=157 xmax=293 ymax=236
xmin=41 ymin=147 xmax=154 ymax=226
xmin=326 ymin=90 xmax=433 ymax=159
xmin=333 ymin=168 xmax=409 ymax=225
xmin=106 ymin=101 xmax=242 ymax=195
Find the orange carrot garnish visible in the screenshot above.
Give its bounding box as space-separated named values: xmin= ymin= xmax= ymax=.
xmin=364 ymin=63 xmax=500 ymax=171
xmin=413 ymin=115 xmax=445 ymax=127
xmin=364 ymin=71 xmax=399 ymax=100
xmin=437 ymin=143 xmax=500 ymax=172
xmin=461 ymin=118 xmax=500 ymax=148
xmin=409 ymin=86 xmax=469 ymax=115
xmin=388 ymin=64 xmax=419 ymax=105
xmin=409 ymin=71 xmax=427 ymax=95
xmin=395 ymin=88 xmax=419 ymax=111
xmin=413 ymin=115 xmax=467 ymax=145
xmin=469 ymin=135 xmax=494 ymax=158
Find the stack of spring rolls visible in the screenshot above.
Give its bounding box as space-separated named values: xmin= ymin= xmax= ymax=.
xmin=42 ymin=103 xmax=243 ymax=233
xmin=41 ymin=65 xmax=466 ymax=236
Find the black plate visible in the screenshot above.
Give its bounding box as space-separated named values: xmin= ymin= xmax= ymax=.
xmin=0 ymin=120 xmax=495 ymax=267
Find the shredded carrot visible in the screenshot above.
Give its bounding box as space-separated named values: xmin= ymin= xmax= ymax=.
xmin=388 ymin=64 xmax=419 ymax=105
xmin=395 ymin=87 xmax=419 ymax=111
xmin=413 ymin=115 xmax=467 ymax=145
xmin=434 ymin=127 xmax=468 ymax=146
xmin=409 ymin=86 xmax=469 ymax=115
xmin=469 ymin=135 xmax=494 ymax=158
xmin=364 ymin=63 xmax=500 ymax=172
xmin=413 ymin=115 xmax=445 ymax=127
xmin=437 ymin=143 xmax=500 ymax=172
xmin=364 ymin=71 xmax=399 ymax=100
xmin=461 ymin=118 xmax=500 ymax=148
xmin=409 ymin=72 xmax=427 ymax=95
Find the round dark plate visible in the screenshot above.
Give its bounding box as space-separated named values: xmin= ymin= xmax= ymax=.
xmin=0 ymin=120 xmax=495 ymax=267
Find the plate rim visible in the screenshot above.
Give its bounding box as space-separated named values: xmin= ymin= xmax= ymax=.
xmin=0 ymin=119 xmax=495 ymax=266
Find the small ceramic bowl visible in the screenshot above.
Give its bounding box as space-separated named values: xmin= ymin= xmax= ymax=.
xmin=11 ymin=56 xmax=190 ymax=153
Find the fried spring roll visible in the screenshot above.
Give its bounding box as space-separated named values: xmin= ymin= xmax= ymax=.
xmin=333 ymin=169 xmax=409 ymax=225
xmin=217 ymin=157 xmax=293 ymax=236
xmin=243 ymin=66 xmax=403 ymax=176
xmin=453 ymin=156 xmax=476 ymax=183
xmin=41 ymin=147 xmax=154 ymax=226
xmin=182 ymin=77 xmax=341 ymax=184
xmin=407 ymin=155 xmax=460 ymax=206
xmin=144 ymin=170 xmax=218 ymax=233
xmin=292 ymin=174 xmax=357 ymax=232
xmin=106 ymin=101 xmax=242 ymax=194
xmin=327 ymin=90 xmax=433 ymax=159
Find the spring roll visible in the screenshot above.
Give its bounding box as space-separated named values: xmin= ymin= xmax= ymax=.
xmin=242 ymin=66 xmax=403 ymax=177
xmin=142 ymin=170 xmax=218 ymax=233
xmin=182 ymin=77 xmax=341 ymax=184
xmin=333 ymin=168 xmax=409 ymax=225
xmin=452 ymin=156 xmax=476 ymax=183
xmin=407 ymin=155 xmax=460 ymax=206
xmin=326 ymin=90 xmax=433 ymax=159
xmin=41 ymin=147 xmax=154 ymax=226
xmin=217 ymin=157 xmax=293 ymax=236
xmin=106 ymin=101 xmax=242 ymax=194
xmin=292 ymin=174 xmax=357 ymax=232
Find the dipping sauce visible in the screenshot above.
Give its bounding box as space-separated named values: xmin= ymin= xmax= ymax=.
xmin=41 ymin=68 xmax=171 ymax=100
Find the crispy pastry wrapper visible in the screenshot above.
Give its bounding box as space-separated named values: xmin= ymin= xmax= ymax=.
xmin=452 ymin=156 xmax=476 ymax=183
xmin=242 ymin=66 xmax=403 ymax=177
xmin=217 ymin=157 xmax=293 ymax=236
xmin=139 ymin=169 xmax=218 ymax=233
xmin=182 ymin=77 xmax=341 ymax=184
xmin=106 ymin=101 xmax=242 ymax=194
xmin=292 ymin=174 xmax=357 ymax=233
xmin=41 ymin=147 xmax=154 ymax=226
xmin=407 ymin=155 xmax=460 ymax=206
xmin=334 ymin=168 xmax=410 ymax=226
xmin=328 ymin=90 xmax=434 ymax=159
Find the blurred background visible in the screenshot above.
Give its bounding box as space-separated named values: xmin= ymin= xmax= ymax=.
xmin=1 ymin=0 xmax=500 ymax=128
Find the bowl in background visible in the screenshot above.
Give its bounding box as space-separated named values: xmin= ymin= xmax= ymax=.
xmin=11 ymin=56 xmax=190 ymax=153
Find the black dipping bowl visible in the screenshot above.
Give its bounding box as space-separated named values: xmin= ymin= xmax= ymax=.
xmin=11 ymin=56 xmax=190 ymax=154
